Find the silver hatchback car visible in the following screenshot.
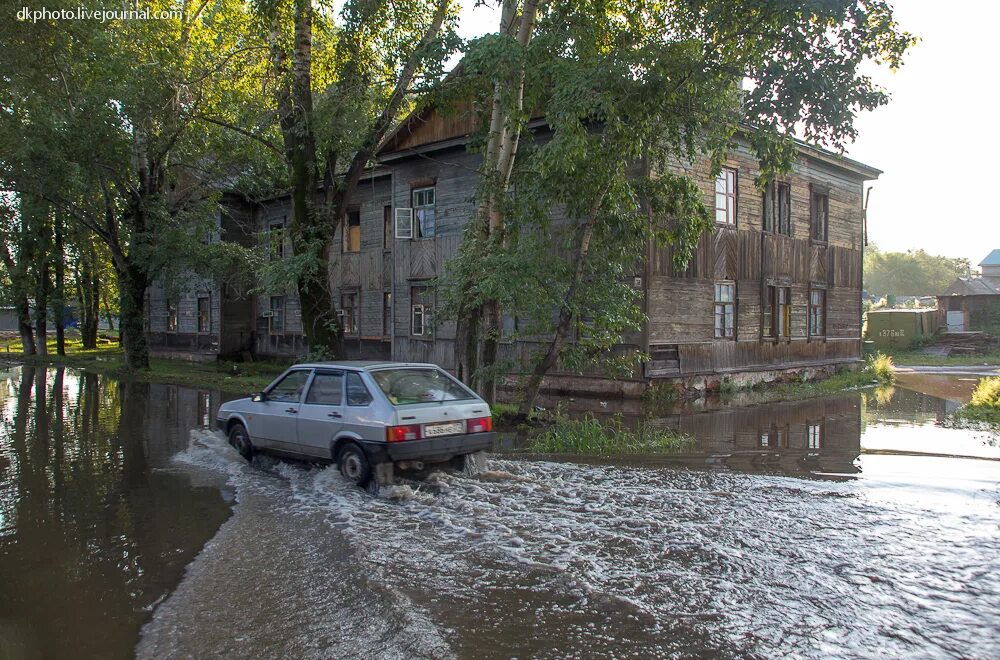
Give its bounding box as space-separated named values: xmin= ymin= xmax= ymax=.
xmin=215 ymin=361 xmax=495 ymax=488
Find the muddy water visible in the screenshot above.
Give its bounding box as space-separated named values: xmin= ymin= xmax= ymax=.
xmin=1 ymin=365 xmax=999 ymax=658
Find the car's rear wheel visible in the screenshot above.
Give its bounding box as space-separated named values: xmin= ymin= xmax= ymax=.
xmin=228 ymin=423 xmax=254 ymax=462
xmin=338 ymin=442 xmax=372 ymax=488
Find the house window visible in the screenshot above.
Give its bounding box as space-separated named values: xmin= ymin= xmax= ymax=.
xmin=412 ymin=187 xmax=435 ymax=238
xmin=714 ymin=282 xmax=735 ymax=339
xmin=383 ymin=205 xmax=393 ymax=249
xmin=383 ymin=291 xmax=392 ymax=337
xmin=269 ymin=221 xmax=285 ymax=260
xmin=269 ymin=295 xmax=285 ymax=334
xmin=759 ymin=432 xmax=770 ymax=448
xmin=166 ymin=302 xmax=178 ymax=332
xmin=807 ymin=423 xmax=823 ymax=449
xmin=197 ymin=297 xmax=210 ymax=333
xmin=343 ymin=210 xmax=361 ymax=253
xmin=811 ymin=190 xmax=829 ymax=242
xmin=715 ymin=168 xmax=737 ymax=226
xmin=411 ymin=286 xmax=432 ymax=337
xmin=809 ymin=289 xmax=826 ymax=337
xmin=763 ymin=181 xmax=791 ymax=235
xmin=340 ymin=292 xmax=358 ymax=335
xmin=763 ymin=286 xmax=790 ymax=338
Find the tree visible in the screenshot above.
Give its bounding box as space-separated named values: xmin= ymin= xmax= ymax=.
xmin=864 ymin=244 xmax=971 ymax=297
xmin=1 ymin=0 xmax=272 ymax=369
xmin=444 ymin=0 xmax=914 ymax=411
xmin=225 ymin=0 xmax=459 ymax=358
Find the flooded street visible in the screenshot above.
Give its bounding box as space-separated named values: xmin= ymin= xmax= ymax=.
xmin=2 ymin=364 xmax=999 ymax=658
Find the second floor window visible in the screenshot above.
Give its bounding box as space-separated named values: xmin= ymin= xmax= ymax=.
xmin=343 ymin=210 xmax=361 ymax=253
xmin=383 ymin=205 xmax=393 ymax=249
xmin=715 ymin=168 xmax=737 ymax=226
xmin=714 ymin=282 xmax=735 ymax=339
xmin=269 ymin=222 xmax=285 ymax=260
xmin=412 ymin=187 xmax=435 ymax=238
xmin=809 ymin=289 xmax=826 ymax=337
xmin=340 ymin=292 xmax=358 ymax=335
xmin=763 ymin=181 xmax=791 ymax=235
xmin=811 ymin=190 xmax=829 ymax=242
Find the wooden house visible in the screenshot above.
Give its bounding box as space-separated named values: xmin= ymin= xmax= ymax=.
xmin=145 ymin=194 xmax=256 ymax=359
xmin=145 ymin=105 xmax=880 ymax=394
xmin=937 ymin=249 xmax=1000 ymax=332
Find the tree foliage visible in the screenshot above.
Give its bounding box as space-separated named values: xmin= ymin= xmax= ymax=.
xmin=864 ymin=244 xmax=972 ymax=296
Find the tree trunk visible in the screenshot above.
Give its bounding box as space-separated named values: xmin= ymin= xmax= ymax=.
xmin=519 ymin=182 xmax=609 ymax=415
xmin=17 ymin=299 xmax=35 ymax=355
xmin=34 ymin=258 xmax=49 ymax=358
xmin=54 ymin=217 xmax=66 ymax=356
xmin=117 ymin=263 xmax=150 ymax=370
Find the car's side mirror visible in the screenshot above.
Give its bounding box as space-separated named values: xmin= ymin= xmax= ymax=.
xmin=251 ymin=392 xmax=266 ymax=403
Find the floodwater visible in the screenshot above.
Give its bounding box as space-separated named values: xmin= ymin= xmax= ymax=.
xmin=1 ymin=364 xmax=998 ymax=658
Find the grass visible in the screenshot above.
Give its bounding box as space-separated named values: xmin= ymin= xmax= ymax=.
xmin=880 ymin=349 xmax=1000 ymax=367
xmin=528 ymin=413 xmax=694 ymax=455
xmin=1 ymin=336 xmax=286 ymax=392
xmin=866 ymin=352 xmax=896 ymax=385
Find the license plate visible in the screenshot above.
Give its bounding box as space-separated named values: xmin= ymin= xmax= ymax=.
xmin=423 ymin=421 xmax=464 ymax=437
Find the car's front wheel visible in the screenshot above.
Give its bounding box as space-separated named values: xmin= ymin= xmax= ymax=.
xmin=338 ymin=442 xmax=373 ymax=488
xmin=228 ymin=423 xmax=254 ymax=462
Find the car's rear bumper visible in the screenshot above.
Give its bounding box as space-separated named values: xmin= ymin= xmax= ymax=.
xmin=380 ymin=432 xmax=496 ymax=462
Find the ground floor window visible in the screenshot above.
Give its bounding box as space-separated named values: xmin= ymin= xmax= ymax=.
xmin=167 ymin=302 xmax=178 ymax=332
xmin=411 ymin=285 xmax=432 ymax=337
xmin=763 ymin=285 xmax=791 ymax=338
xmin=340 ymin=292 xmax=358 ymax=335
xmin=269 ymin=296 xmax=285 ymax=334
xmin=807 ymin=423 xmax=823 ymax=449
xmin=809 ymin=289 xmax=826 ymax=337
xmin=714 ymin=282 xmax=735 ymax=339
xmin=383 ymin=291 xmax=392 ymax=338
xmin=197 ymin=297 xmax=210 ymax=333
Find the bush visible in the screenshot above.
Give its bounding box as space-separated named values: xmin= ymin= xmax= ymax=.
xmin=529 ymin=413 xmax=694 ymax=455
xmin=970 ymin=377 xmax=1000 ymax=409
xmin=866 ymin=352 xmax=896 ymax=385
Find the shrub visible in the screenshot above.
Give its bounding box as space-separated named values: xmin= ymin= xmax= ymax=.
xmin=866 ymin=352 xmax=896 ymax=385
xmin=529 ymin=413 xmax=694 ymax=455
xmin=970 ymin=377 xmax=1000 ymax=409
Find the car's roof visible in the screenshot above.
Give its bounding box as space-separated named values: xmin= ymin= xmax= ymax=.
xmin=290 ymin=361 xmax=442 ymax=371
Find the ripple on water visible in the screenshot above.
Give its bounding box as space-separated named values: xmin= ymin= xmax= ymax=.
xmin=143 ymin=430 xmax=1000 ymax=658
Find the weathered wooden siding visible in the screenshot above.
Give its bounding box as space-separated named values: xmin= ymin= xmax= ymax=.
xmin=645 ymin=140 xmax=869 ymax=378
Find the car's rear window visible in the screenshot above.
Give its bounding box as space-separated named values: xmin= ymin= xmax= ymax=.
xmin=370 ymin=368 xmax=477 ymax=405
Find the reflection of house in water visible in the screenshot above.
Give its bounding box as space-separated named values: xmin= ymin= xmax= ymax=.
xmin=653 ymin=394 xmax=862 ymax=476
xmin=862 ymin=386 xmax=951 ymax=426
xmin=142 ymin=383 xmax=228 ymax=464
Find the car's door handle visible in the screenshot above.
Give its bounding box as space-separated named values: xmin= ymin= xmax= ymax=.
xmin=327 ymin=412 xmax=342 ymax=418
xmin=285 ymin=407 xmax=298 ymax=414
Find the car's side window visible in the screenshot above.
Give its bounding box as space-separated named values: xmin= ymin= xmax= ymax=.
xmin=305 ymin=372 xmax=343 ymax=405
xmin=267 ymin=370 xmax=311 ymax=403
xmin=346 ymin=372 xmax=373 ymax=406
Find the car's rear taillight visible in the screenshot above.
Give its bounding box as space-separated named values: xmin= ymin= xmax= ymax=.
xmin=386 ymin=424 xmax=422 ymax=442
xmin=467 ymin=416 xmax=493 ymax=433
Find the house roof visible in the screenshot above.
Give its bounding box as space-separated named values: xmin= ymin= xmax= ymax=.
xmin=979 ymin=249 xmax=1000 ymax=266
xmin=940 ymin=276 xmax=1000 ymax=297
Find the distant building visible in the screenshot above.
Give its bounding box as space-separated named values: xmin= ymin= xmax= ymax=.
xmin=0 ymin=307 xmax=18 ymax=332
xmin=937 ymin=250 xmax=1000 ymax=332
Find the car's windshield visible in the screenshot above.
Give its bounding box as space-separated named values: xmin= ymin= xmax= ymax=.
xmin=370 ymin=368 xmax=477 ymax=405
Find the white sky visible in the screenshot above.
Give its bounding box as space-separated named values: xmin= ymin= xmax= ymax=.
xmin=454 ymin=0 xmax=999 ymax=268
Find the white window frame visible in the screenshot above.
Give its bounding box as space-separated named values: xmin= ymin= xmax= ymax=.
xmin=395 ymin=208 xmax=413 ymax=239
xmin=411 ymin=303 xmax=425 ymax=336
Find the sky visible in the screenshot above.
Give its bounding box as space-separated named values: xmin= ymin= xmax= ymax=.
xmin=454 ymin=0 xmax=999 ymax=269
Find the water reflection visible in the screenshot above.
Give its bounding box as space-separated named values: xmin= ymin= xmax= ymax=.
xmin=0 ymin=366 xmax=231 ymax=660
